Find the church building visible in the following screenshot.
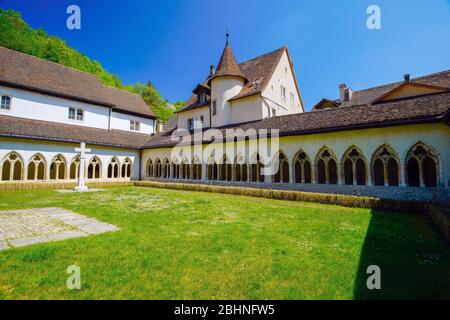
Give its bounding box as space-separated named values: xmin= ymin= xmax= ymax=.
xmin=1 ymin=37 xmax=449 ymax=201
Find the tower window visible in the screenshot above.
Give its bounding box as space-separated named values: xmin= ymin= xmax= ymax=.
xmin=212 ymin=100 xmax=217 ymax=115
xmin=187 ymin=118 xmax=194 ymax=130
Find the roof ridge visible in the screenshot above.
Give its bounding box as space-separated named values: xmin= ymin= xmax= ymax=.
xmin=102 ymin=84 xmax=143 ymax=97
xmin=238 ymin=46 xmax=286 ymax=66
xmin=352 ymin=68 xmax=450 ymax=95
xmin=0 ymin=45 xmax=103 ymax=80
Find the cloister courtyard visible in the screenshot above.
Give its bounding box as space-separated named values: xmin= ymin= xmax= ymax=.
xmin=0 ymin=186 xmax=449 ymax=300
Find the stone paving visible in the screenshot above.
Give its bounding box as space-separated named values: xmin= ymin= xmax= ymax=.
xmin=0 ymin=207 xmax=119 ymax=250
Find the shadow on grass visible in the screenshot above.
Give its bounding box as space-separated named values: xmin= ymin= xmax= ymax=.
xmin=353 ymin=210 xmax=450 ymax=300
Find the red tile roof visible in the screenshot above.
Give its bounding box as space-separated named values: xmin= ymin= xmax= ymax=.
xmin=143 ymin=91 xmax=450 ymax=149
xmin=179 ymin=47 xmax=286 ymax=113
xmin=0 ymin=46 xmax=155 ymax=119
xmin=0 ymin=115 xmax=153 ymax=149
xmin=208 ymin=45 xmax=247 ymax=84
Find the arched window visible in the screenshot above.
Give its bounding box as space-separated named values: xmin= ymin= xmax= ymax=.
xmin=372 ymin=146 xmax=399 ymax=187
xmin=107 ymin=158 xmax=120 ymax=178
xmin=342 ymin=147 xmax=367 ymax=185
xmin=219 ymin=156 xmax=232 ymax=181
xmin=182 ymin=160 xmax=190 ymax=179
xmin=121 ymin=158 xmax=132 ymax=178
xmin=146 ymin=159 xmax=153 ymax=177
xmin=172 ymin=161 xmax=180 ymax=179
xmin=50 ymin=154 xmax=66 ymax=180
xmin=207 ymin=158 xmax=218 ymax=181
xmin=69 ymin=156 xmax=80 ymax=180
xmin=273 ymin=152 xmax=289 ymax=183
xmin=1 ymin=95 xmax=11 ymax=110
xmin=316 ymin=148 xmax=337 ymax=184
xmin=154 ymin=159 xmax=162 ymax=178
xmin=294 ymin=151 xmax=311 ymax=184
xmin=406 ymin=143 xmax=438 ymax=187
xmin=27 ymin=154 xmax=46 ymax=180
xmin=192 ymin=157 xmax=201 ymax=180
xmin=87 ymin=157 xmax=101 ymax=179
xmin=1 ymin=152 xmax=23 ymax=181
xmin=234 ymin=155 xmax=247 ymax=182
xmin=250 ymin=154 xmax=264 ymax=182
xmin=163 ymin=159 xmax=171 ymax=179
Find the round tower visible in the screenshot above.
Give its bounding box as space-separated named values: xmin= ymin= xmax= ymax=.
xmin=208 ymin=34 xmax=247 ymax=127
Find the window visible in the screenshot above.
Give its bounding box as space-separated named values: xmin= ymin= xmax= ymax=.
xmin=272 ymin=108 xmax=276 ymax=117
xmin=76 ymin=109 xmax=83 ymax=120
xmin=1 ymin=96 xmax=11 ymax=110
xmin=290 ymin=92 xmax=295 ymax=106
xmin=198 ymin=93 xmax=206 ymax=104
xmin=187 ymin=118 xmax=194 ymax=130
xmin=69 ymin=108 xmax=76 ymax=119
xmin=212 ymin=100 xmax=217 ymax=115
xmin=280 ymin=85 xmax=286 ymax=99
xmin=130 ymin=120 xmax=140 ymax=131
xmin=200 ymin=115 xmax=204 ymax=124
xmin=69 ymin=107 xmax=83 ymax=121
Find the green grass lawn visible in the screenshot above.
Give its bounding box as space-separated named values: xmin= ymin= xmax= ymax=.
xmin=0 ymin=186 xmax=449 ymax=300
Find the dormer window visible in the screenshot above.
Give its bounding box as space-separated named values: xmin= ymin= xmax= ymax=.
xmin=198 ymin=93 xmax=207 ymax=104
xmin=1 ymin=95 xmax=11 ymax=110
xmin=69 ymin=107 xmax=83 ymax=121
xmin=130 ymin=120 xmax=140 ymax=131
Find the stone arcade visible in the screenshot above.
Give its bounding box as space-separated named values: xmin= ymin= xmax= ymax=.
xmin=1 ymin=37 xmax=449 ymax=201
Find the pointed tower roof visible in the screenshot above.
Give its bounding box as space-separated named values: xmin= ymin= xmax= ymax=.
xmin=208 ymin=34 xmax=247 ymax=85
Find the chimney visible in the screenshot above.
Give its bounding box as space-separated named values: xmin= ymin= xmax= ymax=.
xmin=156 ymin=119 xmax=164 ymax=133
xmin=339 ymin=83 xmax=346 ymax=102
xmin=339 ymin=83 xmax=353 ymax=103
xmin=210 ymin=65 xmax=216 ymax=76
xmin=404 ymin=73 xmax=410 ymax=82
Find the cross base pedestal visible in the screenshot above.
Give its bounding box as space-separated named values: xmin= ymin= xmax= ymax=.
xmin=74 ymin=185 xmax=89 ymax=193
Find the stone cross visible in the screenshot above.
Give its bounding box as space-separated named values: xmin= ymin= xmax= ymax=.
xmin=74 ymin=142 xmax=91 ymax=192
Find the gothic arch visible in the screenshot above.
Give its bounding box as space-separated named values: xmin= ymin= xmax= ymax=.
xmin=206 ymin=156 xmax=218 ymax=181
xmin=27 ymin=153 xmax=47 ymax=180
xmin=49 ymin=154 xmax=67 ymax=180
xmin=171 ymin=157 xmax=180 ymax=179
xmin=234 ymin=154 xmax=248 ymax=182
xmin=121 ymin=157 xmax=132 ymax=178
xmin=341 ymin=146 xmax=367 ymax=186
xmin=69 ymin=155 xmax=80 ymax=180
xmin=315 ymin=147 xmax=338 ymax=184
xmin=293 ymin=149 xmax=312 ymax=184
xmin=405 ymin=142 xmax=439 ymax=187
xmin=219 ymin=155 xmax=232 ymax=181
xmin=1 ymin=152 xmax=24 ymax=181
xmin=249 ymin=153 xmax=264 ymax=182
xmin=154 ymin=158 xmax=162 ymax=178
xmin=163 ymin=158 xmax=171 ymax=179
xmin=87 ymin=156 xmax=101 ymax=179
xmin=273 ymin=151 xmax=290 ymax=183
xmin=181 ymin=157 xmax=190 ymax=179
xmin=146 ymin=158 xmax=153 ymax=177
xmin=371 ymin=144 xmax=400 ymax=187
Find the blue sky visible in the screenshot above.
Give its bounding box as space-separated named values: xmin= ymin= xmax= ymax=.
xmin=1 ymin=0 xmax=449 ymax=110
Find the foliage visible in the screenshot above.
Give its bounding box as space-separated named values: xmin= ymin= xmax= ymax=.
xmin=0 ymin=9 xmax=181 ymax=122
